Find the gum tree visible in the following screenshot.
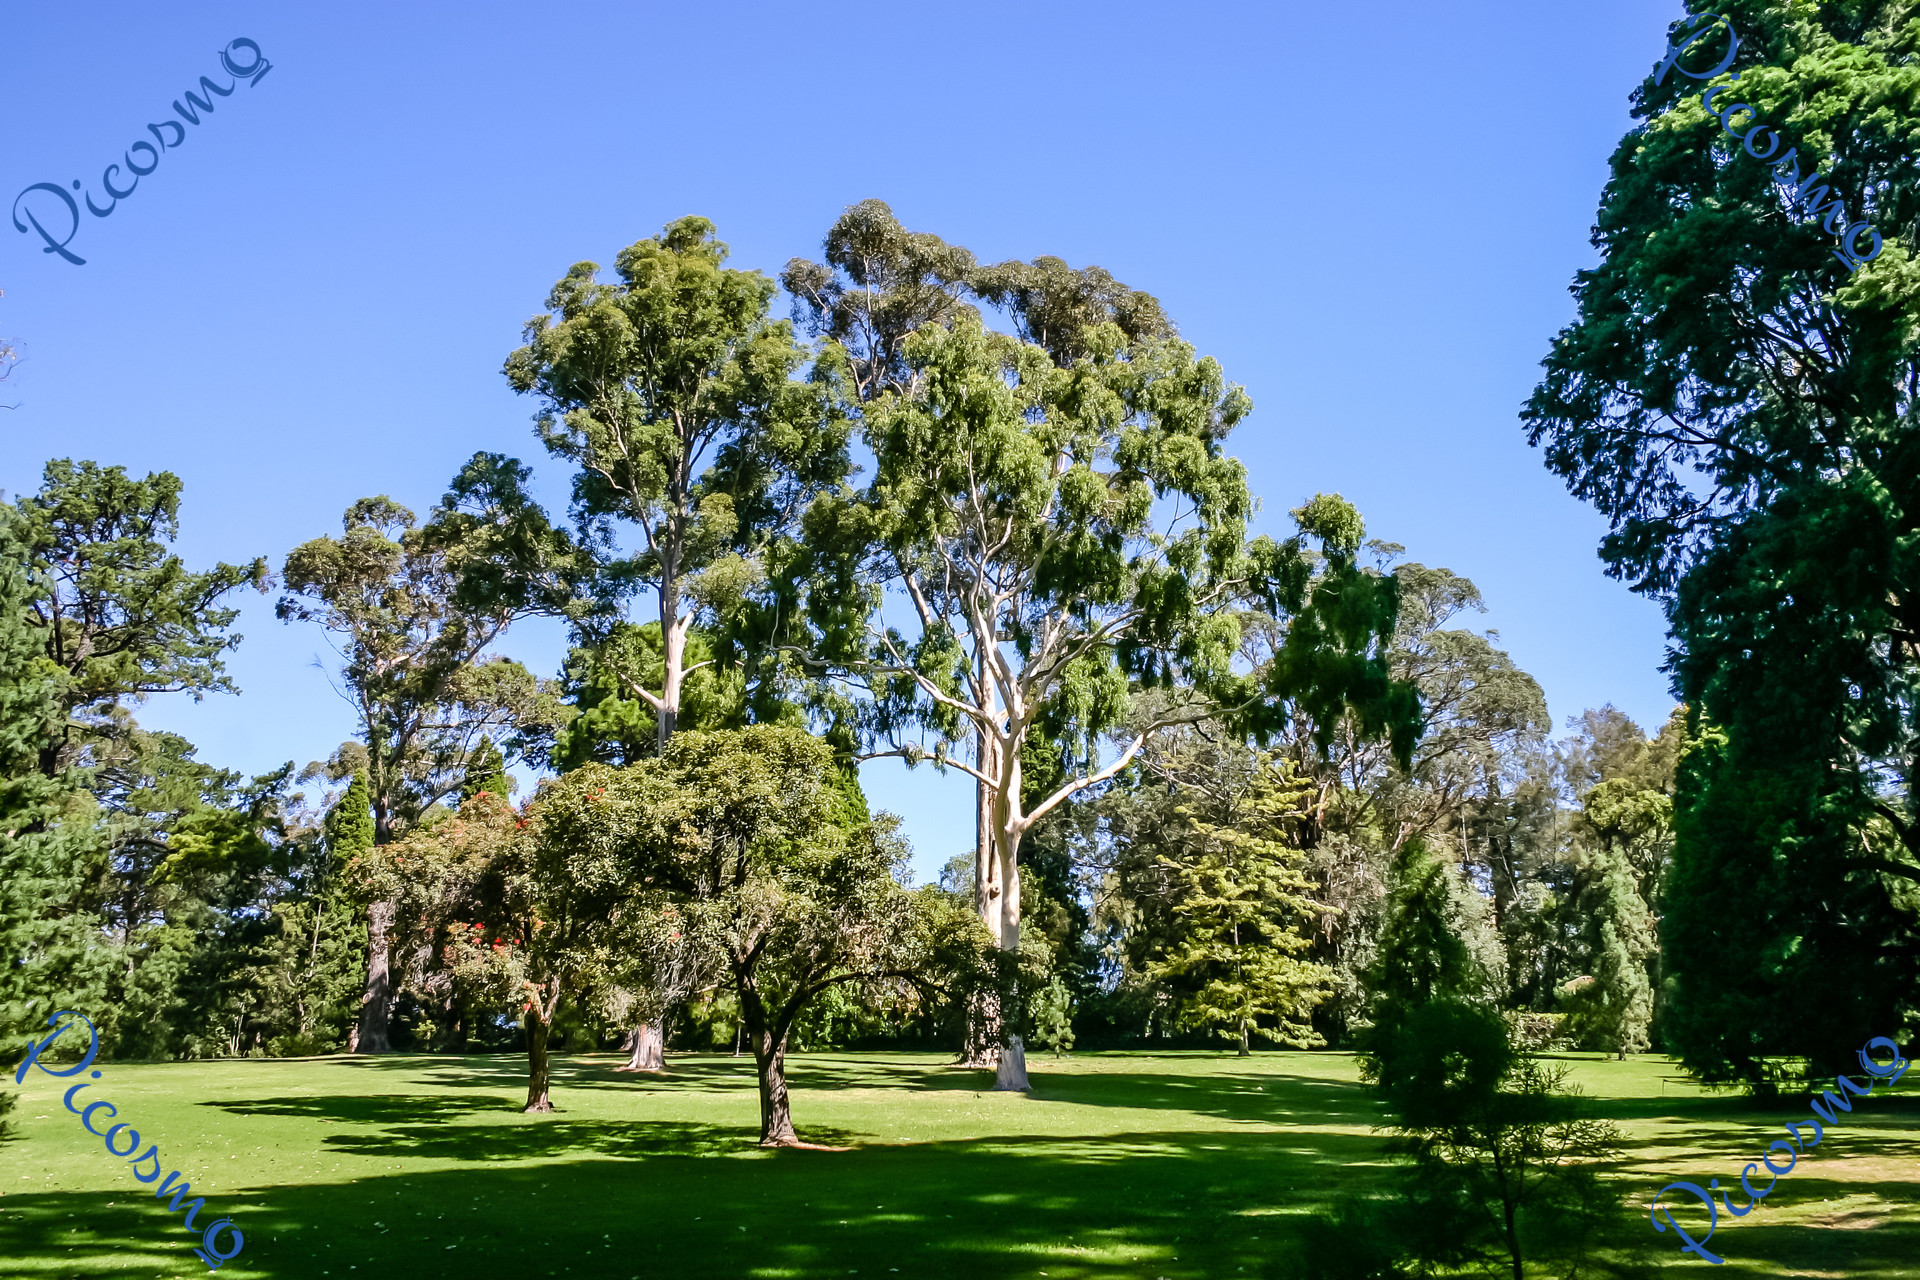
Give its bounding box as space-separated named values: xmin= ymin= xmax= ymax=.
xmin=277 ymin=454 xmax=575 ymax=1053
xmin=787 ymin=311 xmax=1417 ymax=1089
xmin=505 ymin=215 xmax=848 ymax=752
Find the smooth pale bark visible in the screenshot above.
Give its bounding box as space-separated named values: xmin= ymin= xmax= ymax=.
xmin=618 ymin=1020 xmax=666 ymax=1072
xmin=352 ymin=898 xmax=396 ymax=1054
xmin=523 ymin=1014 xmax=554 ymax=1113
xmin=657 ymin=565 xmax=686 ymax=750
xmin=985 ymin=729 xmax=1030 ymax=1092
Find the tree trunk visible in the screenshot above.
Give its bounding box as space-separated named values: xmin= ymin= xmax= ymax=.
xmin=619 ymin=1019 xmax=665 ymax=1072
xmin=524 ymin=1012 xmax=553 ymax=1113
xmin=989 ymin=751 xmax=1029 ymax=1092
xmin=743 ymin=999 xmax=799 ymax=1147
xmin=353 ymin=898 xmax=396 ymax=1054
xmin=1238 ymin=1018 xmax=1250 ymax=1057
xmin=996 ymin=1034 xmax=1029 ymax=1092
xmin=658 ymin=569 xmax=685 ymax=750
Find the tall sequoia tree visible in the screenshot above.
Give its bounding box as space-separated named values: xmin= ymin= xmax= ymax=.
xmin=1522 ymin=3 xmax=1920 ymax=1082
xmin=787 ymin=307 xmax=1418 ymax=1088
xmin=277 ymin=454 xmax=575 ymax=1053
xmin=8 ymin=459 xmax=267 ymax=777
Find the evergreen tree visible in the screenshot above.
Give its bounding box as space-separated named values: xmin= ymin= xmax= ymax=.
xmin=1358 ymin=841 xmax=1496 ymax=1069
xmin=458 ymin=739 xmax=512 ymax=804
xmin=9 ymin=459 xmax=267 ymax=777
xmin=1522 ymin=2 xmax=1920 ymax=1082
xmin=1143 ymin=761 xmax=1332 ymax=1053
xmin=255 ymin=772 xmax=374 ymax=1055
xmin=0 ymin=506 xmax=110 ymax=1093
xmin=1557 ymin=848 xmax=1656 ymax=1058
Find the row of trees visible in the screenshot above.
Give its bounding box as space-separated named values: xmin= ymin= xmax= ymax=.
xmin=3 ymin=200 xmax=1702 ymax=1150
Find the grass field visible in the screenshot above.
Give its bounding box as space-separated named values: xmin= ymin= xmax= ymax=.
xmin=1 ymin=1048 xmax=1915 ymax=1279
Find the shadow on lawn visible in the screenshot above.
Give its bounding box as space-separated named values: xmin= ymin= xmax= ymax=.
xmin=5 ymin=1123 xmax=1919 ymax=1280
xmin=0 ymin=1124 xmax=1394 ymax=1280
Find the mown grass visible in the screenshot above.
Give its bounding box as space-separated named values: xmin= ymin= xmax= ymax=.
xmin=1 ymin=1048 xmax=1915 ymax=1278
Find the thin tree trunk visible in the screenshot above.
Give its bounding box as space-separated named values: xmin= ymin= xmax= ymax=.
xmin=353 ymin=898 xmax=396 ymax=1054
xmin=1238 ymin=1017 xmax=1250 ymax=1057
xmin=524 ymin=1012 xmax=554 ymax=1113
xmin=658 ymin=569 xmax=684 ymax=750
xmin=741 ymin=993 xmax=798 ymax=1147
xmin=957 ymin=710 xmax=1000 ymax=1069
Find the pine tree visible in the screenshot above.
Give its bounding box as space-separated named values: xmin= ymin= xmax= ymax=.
xmin=1357 ymin=841 xmax=1496 ymax=1071
xmin=0 ymin=507 xmax=111 ymax=1086
xmin=1558 ymin=849 xmax=1656 ymax=1058
xmin=1144 ymin=761 xmax=1332 ymax=1053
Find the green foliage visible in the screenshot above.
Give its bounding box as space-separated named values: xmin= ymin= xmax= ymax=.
xmin=459 ymin=738 xmax=512 ymax=804
xmin=278 ymin=473 xmax=571 ymax=843
xmin=1557 ymin=848 xmax=1656 ymax=1058
xmin=1314 ymin=1003 xmax=1647 ymax=1280
xmin=9 ymin=459 xmax=267 ymax=776
xmin=1358 ymin=842 xmax=1497 ymax=1065
xmin=539 ymin=727 xmax=931 ymax=1142
xmin=1523 ymin=1 xmax=1920 ymax=1084
xmin=0 ymin=504 xmax=110 ymax=1082
xmin=1142 ymin=761 xmax=1332 ymax=1050
xmin=549 ymin=623 xmax=750 ymax=769
xmin=506 ymin=215 xmax=850 ymax=750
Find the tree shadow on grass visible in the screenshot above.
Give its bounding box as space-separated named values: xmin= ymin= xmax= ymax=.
xmin=0 ymin=1124 xmax=1392 ymax=1280
xmin=7 ymin=1120 xmax=1919 ymax=1280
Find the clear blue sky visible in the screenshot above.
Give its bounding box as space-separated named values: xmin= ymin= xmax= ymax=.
xmin=0 ymin=0 xmax=1682 ymax=884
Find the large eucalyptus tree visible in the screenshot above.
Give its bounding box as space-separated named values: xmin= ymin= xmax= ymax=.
xmin=787 ymin=302 xmax=1417 ymax=1087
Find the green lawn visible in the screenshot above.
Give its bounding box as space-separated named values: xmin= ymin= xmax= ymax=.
xmin=1 ymin=1049 xmax=1915 ymax=1278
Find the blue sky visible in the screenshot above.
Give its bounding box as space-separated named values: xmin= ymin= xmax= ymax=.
xmin=1 ymin=0 xmax=1682 ymax=884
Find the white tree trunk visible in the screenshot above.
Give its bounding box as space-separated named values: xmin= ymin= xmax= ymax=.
xmin=617 ymin=1019 xmax=665 ymax=1072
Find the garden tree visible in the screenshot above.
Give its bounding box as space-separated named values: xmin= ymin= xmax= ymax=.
xmin=506 ymin=217 xmax=854 ymax=1066
xmin=781 ymin=198 xmax=979 ymax=403
xmin=1358 ymin=841 xmax=1501 ymax=1057
xmin=78 ymin=718 xmax=297 ymax=1059
xmin=550 ymin=728 xmax=924 ymax=1146
xmin=1317 ymin=1003 xmax=1641 ymax=1280
xmin=458 ymin=738 xmax=511 ymax=803
xmin=0 ymin=505 xmax=110 ymax=1084
xmin=1142 ymin=759 xmax=1332 ymax=1054
xmin=375 ymin=791 xmax=624 ymax=1112
xmin=547 ymin=622 xmax=748 ymax=770
xmin=783 ymin=203 xmax=1182 ymax=996
xmin=252 ymin=773 xmax=371 ymax=1054
xmin=505 ymin=215 xmax=850 ymax=752
xmin=1569 ymin=705 xmax=1684 ymax=902
xmin=1523 ymin=1 xmax=1920 ymax=1081
xmin=1556 ymin=848 xmax=1657 ymax=1058
xmin=787 ymin=306 xmax=1416 ymax=1088
xmin=278 ymin=454 xmax=575 ymax=1053
xmin=9 ymin=459 xmax=267 ymax=777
